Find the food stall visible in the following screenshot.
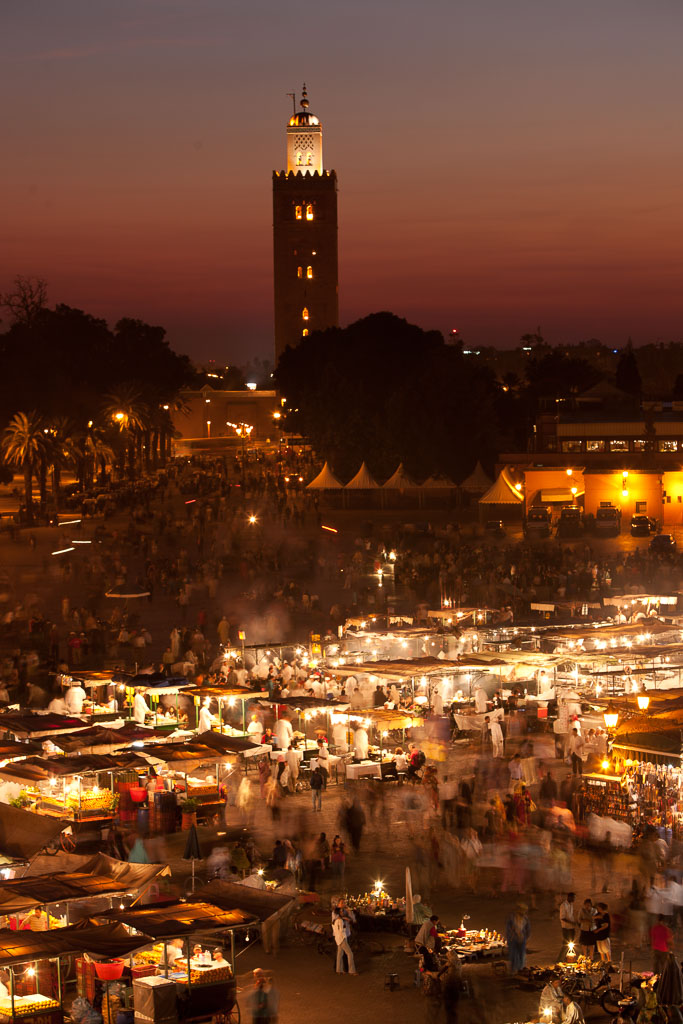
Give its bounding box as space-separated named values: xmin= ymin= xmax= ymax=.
xmin=252 ymin=697 xmax=347 ymax=777
xmin=182 ymin=686 xmax=267 ymax=739
xmin=61 ymin=674 xmax=120 ymax=721
xmin=327 ymin=656 xmax=466 ymax=709
xmin=120 ymin=677 xmax=193 ymax=731
xmin=0 ymin=855 xmax=169 ymax=935
xmin=0 ymin=920 xmax=151 ymax=1024
xmin=101 ymin=901 xmax=258 ymax=1024
xmin=337 ymin=708 xmax=424 ymax=779
xmin=135 ymin=742 xmax=238 ymax=824
xmin=0 ymin=753 xmax=152 ymax=826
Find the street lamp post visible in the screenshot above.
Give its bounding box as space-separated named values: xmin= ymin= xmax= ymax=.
xmin=603 ymin=707 xmax=619 ymax=765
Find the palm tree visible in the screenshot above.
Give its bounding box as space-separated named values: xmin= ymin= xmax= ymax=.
xmin=101 ymin=387 xmax=149 ymax=478
xmin=1 ymin=412 xmax=46 ymax=523
xmin=147 ymin=395 xmax=187 ymax=468
xmin=85 ymin=432 xmax=116 ymax=487
xmin=44 ymin=417 xmax=78 ymax=504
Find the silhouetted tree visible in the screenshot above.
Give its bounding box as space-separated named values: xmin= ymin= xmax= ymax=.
xmin=0 ymin=276 xmax=47 ymax=327
xmin=275 ymin=312 xmax=502 ymax=481
xmin=616 ymin=343 xmax=642 ymax=398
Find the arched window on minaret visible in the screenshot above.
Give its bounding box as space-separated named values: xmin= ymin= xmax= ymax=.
xmin=297 ymin=267 xmax=303 ymax=278
xmin=302 ymin=329 xmax=309 ymax=337
xmin=295 ymin=206 xmax=302 ymax=220
xmin=306 ymin=204 xmax=314 ymax=220
xmin=307 ymin=266 xmax=313 ymax=279
xmin=302 ymin=308 xmax=309 ymax=321
xmin=306 ymin=151 xmax=313 ymax=166
xmin=296 ymin=151 xmax=303 ymax=166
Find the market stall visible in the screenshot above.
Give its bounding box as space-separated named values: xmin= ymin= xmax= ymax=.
xmin=346 ymin=883 xmax=406 ymax=932
xmin=441 ymin=920 xmax=507 ymax=963
xmin=101 ymin=901 xmax=257 ymax=1024
xmin=136 ymin=742 xmax=238 ymax=824
xmin=120 ymin=677 xmax=193 ymax=730
xmin=195 ymin=880 xmax=296 ymax=954
xmin=0 ymin=752 xmax=153 ymax=833
xmin=333 ymin=707 xmax=424 ymax=778
xmin=0 ymin=920 xmax=151 ymax=1024
xmin=61 ymin=674 xmax=120 ymax=720
xmin=0 ymin=872 xmax=136 ymax=931
xmin=182 ymin=686 xmax=267 ymax=739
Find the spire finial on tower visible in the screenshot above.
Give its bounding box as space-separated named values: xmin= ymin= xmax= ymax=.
xmin=300 ymin=83 xmax=309 ymax=110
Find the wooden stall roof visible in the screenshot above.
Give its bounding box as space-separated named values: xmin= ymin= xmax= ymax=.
xmin=104 ymin=900 xmax=256 ymax=937
xmin=138 ymin=742 xmax=237 ymax=766
xmin=340 ymin=708 xmax=424 ymax=729
xmin=545 ymin=620 xmax=676 ymax=641
xmin=0 ymin=804 xmax=69 ymax=861
xmin=0 ymin=921 xmax=151 ymax=966
xmin=183 ymin=687 xmax=267 ymax=700
xmin=0 ymin=713 xmax=88 ymax=737
xmin=330 ymin=657 xmax=464 ymax=679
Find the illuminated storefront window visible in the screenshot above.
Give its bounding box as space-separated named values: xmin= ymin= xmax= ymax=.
xmin=586 ymin=440 xmax=605 ymax=452
xmin=609 ymin=440 xmax=628 ymax=452
xmin=659 ymin=440 xmax=678 ymax=452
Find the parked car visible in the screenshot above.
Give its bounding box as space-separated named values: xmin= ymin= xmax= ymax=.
xmin=650 ymin=533 xmax=676 ymax=554
xmin=557 ymin=505 xmax=584 ymax=538
xmin=595 ymin=505 xmax=621 ymax=536
xmin=485 ymin=520 xmax=505 ymax=537
xmin=630 ymin=514 xmax=656 ymax=537
xmin=524 ymin=506 xmax=552 ymax=538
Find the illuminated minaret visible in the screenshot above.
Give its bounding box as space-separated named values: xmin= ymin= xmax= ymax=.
xmin=273 ymin=84 xmax=339 ymax=361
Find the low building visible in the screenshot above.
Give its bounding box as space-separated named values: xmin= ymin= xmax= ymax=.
xmin=172 ymin=386 xmax=282 ymax=454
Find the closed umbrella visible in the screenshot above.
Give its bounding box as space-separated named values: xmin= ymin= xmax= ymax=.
xmin=405 ymin=866 xmax=414 ymax=923
xmin=183 ymin=824 xmax=203 ymax=894
xmin=657 ymin=952 xmax=683 ymax=1006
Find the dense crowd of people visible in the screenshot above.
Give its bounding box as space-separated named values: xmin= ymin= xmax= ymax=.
xmin=1 ymin=455 xmax=683 ymax=1023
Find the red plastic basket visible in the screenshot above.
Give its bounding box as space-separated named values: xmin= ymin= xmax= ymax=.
xmin=94 ymin=960 xmax=124 ymax=980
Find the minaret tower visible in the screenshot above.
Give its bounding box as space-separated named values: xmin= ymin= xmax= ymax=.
xmin=273 ymin=84 xmax=339 ymax=361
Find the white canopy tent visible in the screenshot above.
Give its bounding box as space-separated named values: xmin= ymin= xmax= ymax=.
xmin=421 ymin=474 xmax=456 ymax=489
xmin=460 ymin=461 xmax=493 ymax=494
xmin=383 ymin=463 xmax=418 ymax=489
xmin=306 ymin=461 xmax=344 ymax=489
xmin=479 ymin=468 xmax=524 ymax=504
xmin=345 ymin=462 xmax=380 ymax=489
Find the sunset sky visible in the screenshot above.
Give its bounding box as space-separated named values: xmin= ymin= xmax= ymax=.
xmin=3 ymin=0 xmax=683 ymax=363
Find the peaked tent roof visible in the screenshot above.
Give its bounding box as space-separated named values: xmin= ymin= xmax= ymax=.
xmin=306 ymin=461 xmax=344 ymax=489
xmin=383 ymin=463 xmax=418 ymax=489
xmin=479 ymin=468 xmax=524 ymax=504
xmin=345 ymin=462 xmax=380 ymax=489
xmin=421 ymin=474 xmax=456 ymax=488
xmin=460 ymin=461 xmax=493 ymax=493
